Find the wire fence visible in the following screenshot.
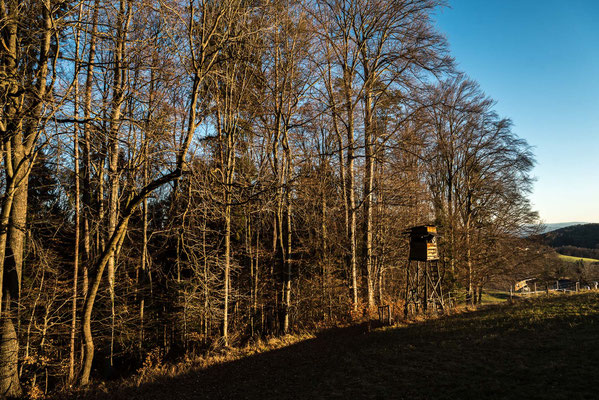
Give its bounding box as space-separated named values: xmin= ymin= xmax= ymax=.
xmin=514 ymin=280 xmax=598 ymax=298
xmin=376 ymin=282 xmax=597 ymax=325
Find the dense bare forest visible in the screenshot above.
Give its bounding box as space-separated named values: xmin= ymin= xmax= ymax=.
xmin=0 ymin=0 xmax=540 ymax=396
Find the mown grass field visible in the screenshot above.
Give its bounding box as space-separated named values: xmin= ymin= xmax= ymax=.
xmin=480 ymin=289 xmax=511 ymax=304
xmin=71 ymin=293 xmax=599 ymax=400
xmin=558 ymin=253 xmax=599 ymax=263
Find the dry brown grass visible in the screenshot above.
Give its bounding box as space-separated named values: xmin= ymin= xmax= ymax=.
xmin=55 ymin=332 xmax=317 ymax=399
xmin=56 ymin=302 xmax=487 ymax=399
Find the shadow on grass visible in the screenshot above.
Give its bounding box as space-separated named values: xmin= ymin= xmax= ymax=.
xmin=71 ymin=293 xmax=599 ymax=400
xmin=483 ymin=291 xmax=511 ymax=301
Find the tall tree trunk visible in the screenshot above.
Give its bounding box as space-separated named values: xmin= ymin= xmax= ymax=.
xmin=220 ymin=118 xmax=236 ymax=346
xmin=282 ymin=174 xmax=292 ymax=333
xmin=466 ymin=212 xmax=473 ymax=305
xmin=0 ymin=2 xmax=20 ymax=391
xmin=1 ymin=1 xmax=51 ymax=394
xmin=223 ymin=200 xmax=231 ymax=345
xmin=325 ymin=58 xmax=354 ymax=309
xmin=362 ymin=82 xmax=375 ymax=310
xmin=69 ymin=4 xmax=83 ymax=382
xmin=139 ymin=55 xmax=155 ymax=353
xmin=223 ymin=131 xmax=235 ymax=344
xmin=253 ymin=228 xmax=259 ymax=331
xmin=106 ymin=0 xmax=130 ymax=367
xmin=139 ymin=142 xmax=148 ymax=351
xmin=81 ymin=218 xmax=129 ymax=385
xmin=0 ymin=296 xmax=20 ymax=398
xmin=202 ymin=206 xmax=209 ymax=339
xmin=320 ymin=181 xmax=330 ymax=319
xmin=344 ymin=70 xmax=358 ymax=312
xmin=81 ymin=0 xmax=99 ymax=310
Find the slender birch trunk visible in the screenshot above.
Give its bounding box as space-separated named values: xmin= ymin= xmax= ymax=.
xmin=69 ymin=3 xmax=83 ymax=382
xmin=362 ymin=82 xmax=375 ymax=309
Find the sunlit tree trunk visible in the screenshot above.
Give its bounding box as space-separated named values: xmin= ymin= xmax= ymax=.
xmin=69 ymin=2 xmax=84 ymax=383
xmin=105 ymin=0 xmax=131 ymax=366
xmin=362 ymin=82 xmax=375 ymax=310
xmin=0 ymin=1 xmax=52 ymax=394
xmin=344 ymin=68 xmax=359 ymax=311
xmin=282 ymin=132 xmax=292 ymax=333
xmin=81 ymin=0 xmax=99 ymax=312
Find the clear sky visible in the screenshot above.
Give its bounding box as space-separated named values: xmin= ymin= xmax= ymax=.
xmin=434 ymin=0 xmax=599 ymax=223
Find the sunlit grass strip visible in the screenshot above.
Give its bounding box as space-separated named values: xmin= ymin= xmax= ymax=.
xmin=558 ymin=253 xmax=599 ymax=263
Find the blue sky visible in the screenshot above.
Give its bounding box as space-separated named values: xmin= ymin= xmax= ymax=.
xmin=434 ymin=0 xmax=599 ymax=223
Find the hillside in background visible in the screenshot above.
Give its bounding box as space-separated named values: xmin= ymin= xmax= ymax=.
xmin=537 ymin=223 xmax=599 ymax=248
xmin=535 ymin=223 xmax=599 ymax=260
xmin=540 ymin=222 xmax=591 ymax=234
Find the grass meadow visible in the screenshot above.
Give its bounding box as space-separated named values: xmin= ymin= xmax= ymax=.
xmin=62 ymin=292 xmax=599 ymax=399
xmin=558 ymin=254 xmax=599 ymax=263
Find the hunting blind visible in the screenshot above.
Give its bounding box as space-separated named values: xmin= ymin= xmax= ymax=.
xmin=404 ymin=225 xmax=444 ymax=316
xmin=408 ymin=225 xmax=439 ymax=261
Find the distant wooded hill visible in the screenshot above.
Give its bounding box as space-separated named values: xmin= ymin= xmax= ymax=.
xmin=540 ymin=222 xmax=590 ymax=234
xmin=534 ymin=223 xmax=599 ymax=260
